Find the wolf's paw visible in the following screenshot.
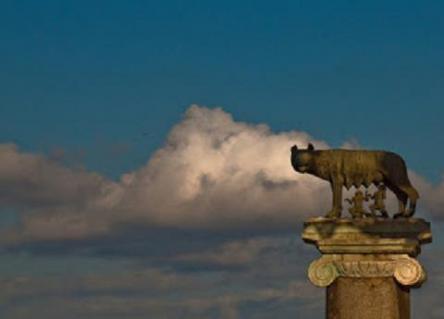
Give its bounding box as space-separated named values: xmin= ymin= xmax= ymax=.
xmin=325 ymin=209 xmax=341 ymax=219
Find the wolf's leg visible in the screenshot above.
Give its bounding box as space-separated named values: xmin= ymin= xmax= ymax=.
xmin=326 ymin=178 xmax=343 ymax=218
xmin=385 ymin=182 xmax=407 ymax=219
xmin=392 ymin=188 xmax=408 ymax=219
xmin=399 ymin=185 xmax=419 ymax=217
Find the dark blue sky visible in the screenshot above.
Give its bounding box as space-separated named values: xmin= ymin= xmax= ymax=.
xmin=1 ymin=0 xmax=443 ymax=180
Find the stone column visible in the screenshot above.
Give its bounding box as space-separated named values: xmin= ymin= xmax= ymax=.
xmin=302 ymin=218 xmax=432 ymax=319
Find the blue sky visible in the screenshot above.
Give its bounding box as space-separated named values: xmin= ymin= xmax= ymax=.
xmin=2 ymin=1 xmax=444 ymax=179
xmin=1 ymin=1 xmax=444 ymax=318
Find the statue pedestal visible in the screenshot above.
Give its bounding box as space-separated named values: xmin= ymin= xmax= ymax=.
xmin=302 ymin=218 xmax=432 ymax=319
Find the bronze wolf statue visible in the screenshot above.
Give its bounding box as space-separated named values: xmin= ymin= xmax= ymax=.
xmin=291 ymin=143 xmax=418 ymax=218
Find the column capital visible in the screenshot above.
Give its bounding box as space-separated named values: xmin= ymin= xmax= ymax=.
xmin=308 ymin=254 xmax=426 ymax=287
xmin=303 ymin=217 xmax=431 ymax=288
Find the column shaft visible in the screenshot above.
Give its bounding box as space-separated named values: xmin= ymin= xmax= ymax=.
xmin=327 ymin=277 xmax=410 ymax=319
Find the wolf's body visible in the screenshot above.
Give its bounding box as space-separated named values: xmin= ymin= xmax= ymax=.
xmin=291 ymin=144 xmax=418 ymax=218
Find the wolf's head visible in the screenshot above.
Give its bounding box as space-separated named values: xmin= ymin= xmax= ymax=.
xmin=290 ymin=143 xmax=315 ymax=173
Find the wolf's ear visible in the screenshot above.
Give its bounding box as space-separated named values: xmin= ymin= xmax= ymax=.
xmin=307 ymin=143 xmax=315 ymax=151
xmin=291 ymin=145 xmax=298 ymax=152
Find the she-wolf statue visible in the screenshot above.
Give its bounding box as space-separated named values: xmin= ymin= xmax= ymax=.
xmin=290 ymin=143 xmax=418 ymax=219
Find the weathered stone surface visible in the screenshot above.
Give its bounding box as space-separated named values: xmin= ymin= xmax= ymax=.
xmin=302 ymin=218 xmax=431 ymax=256
xmin=302 ymin=218 xmax=431 ymax=319
xmin=327 ymin=277 xmax=410 ymax=319
xmin=308 ymin=254 xmax=426 ymax=288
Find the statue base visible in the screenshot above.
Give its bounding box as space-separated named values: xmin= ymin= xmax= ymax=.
xmin=302 ymin=217 xmax=431 ymax=319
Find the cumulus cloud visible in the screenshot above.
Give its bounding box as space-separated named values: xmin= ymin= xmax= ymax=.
xmin=409 ymin=171 xmax=444 ymax=217
xmin=0 ymin=143 xmax=124 ymax=241
xmin=0 ymin=105 xmax=331 ymax=243
xmin=0 ymin=143 xmax=114 ymax=208
xmin=116 ymin=105 xmax=330 ymax=227
xmin=0 ymin=105 xmax=442 ymax=243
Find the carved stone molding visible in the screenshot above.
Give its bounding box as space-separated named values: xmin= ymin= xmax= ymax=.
xmin=308 ymin=255 xmax=426 ymax=288
xmin=308 ymin=258 xmax=339 ymax=287
xmin=394 ymin=257 xmax=425 ymax=286
xmin=302 ymin=218 xmax=432 ymax=256
xmin=335 ymin=260 xmax=395 ymax=278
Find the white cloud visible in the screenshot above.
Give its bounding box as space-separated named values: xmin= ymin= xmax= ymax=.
xmin=0 ymin=105 xmax=441 ymax=243
xmin=0 ymin=143 xmax=116 ymax=208
xmin=115 ymin=105 xmax=330 ymax=227
xmin=0 ymin=106 xmax=330 ymax=242
xmin=409 ymin=171 xmax=444 ymax=218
